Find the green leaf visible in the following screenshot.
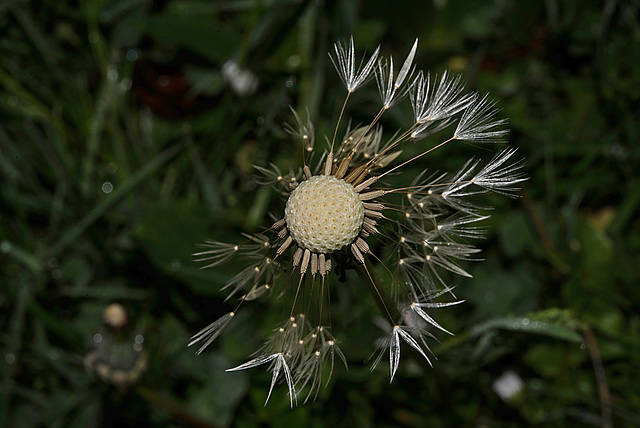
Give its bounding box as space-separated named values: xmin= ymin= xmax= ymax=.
xmin=185 ymin=66 xmax=225 ymax=97
xmin=133 ymin=199 xmax=229 ymax=294
xmin=498 ymin=211 xmax=538 ymax=258
xmin=48 ymin=143 xmax=183 ymax=258
xmin=471 ymin=310 xmax=583 ymax=343
xmin=143 ymin=14 xmax=239 ymax=63
xmin=525 ymin=343 xmax=586 ymax=378
xmin=188 ymin=354 xmax=248 ymax=427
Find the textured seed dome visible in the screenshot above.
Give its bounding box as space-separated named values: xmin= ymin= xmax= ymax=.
xmin=285 ymin=175 xmax=364 ymax=254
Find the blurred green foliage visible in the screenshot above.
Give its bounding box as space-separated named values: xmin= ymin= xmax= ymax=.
xmin=1 ymin=0 xmax=639 ymax=427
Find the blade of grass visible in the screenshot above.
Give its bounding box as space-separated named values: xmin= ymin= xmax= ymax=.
xmin=136 ymin=386 xmax=223 ymax=428
xmin=0 ymin=68 xmax=59 ymax=129
xmin=80 ymin=70 xmax=117 ymax=196
xmin=0 ymin=126 xmax=22 ymax=182
xmin=25 ymin=297 xmax=84 ymax=351
xmin=10 ymin=4 xmax=60 ymax=66
xmin=469 ymin=316 xmax=583 ymax=343
xmin=245 ymin=185 xmax=271 ymax=231
xmin=59 ymin=283 xmax=152 ymax=300
xmin=186 ymin=133 xmax=221 ymax=214
xmin=2 ymin=275 xmax=31 ymax=428
xmin=298 ymin=0 xmax=324 ymax=120
xmin=0 ymin=241 xmax=42 ymax=276
xmin=47 ymin=142 xmax=183 ymax=258
xmin=608 ymin=179 xmax=640 ymax=236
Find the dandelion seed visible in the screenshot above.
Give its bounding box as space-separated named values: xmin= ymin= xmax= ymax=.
xmin=192 ymin=241 xmax=239 ymax=269
xmin=190 ymin=37 xmax=524 ymax=405
xmin=330 ymin=37 xmax=380 ymax=93
xmin=410 ymin=71 xmax=475 ymax=124
xmin=454 ymin=94 xmax=510 ymax=143
xmin=189 ymin=312 xmax=235 ymax=355
xmin=370 ymin=322 xmax=433 ymax=383
xmin=284 ymin=106 xmax=315 ymax=152
xmin=227 ymin=352 xmax=296 ymax=407
xmin=375 ymin=38 xmax=419 ymax=109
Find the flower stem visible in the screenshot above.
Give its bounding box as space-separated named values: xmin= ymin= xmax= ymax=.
xmin=354 ymin=263 xmax=395 ymax=323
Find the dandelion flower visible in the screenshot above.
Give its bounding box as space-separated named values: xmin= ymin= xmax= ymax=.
xmin=190 ymin=37 xmax=526 ymax=406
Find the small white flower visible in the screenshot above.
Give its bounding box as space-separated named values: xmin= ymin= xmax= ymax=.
xmin=493 ymin=370 xmax=524 ymax=401
xmin=222 ymin=60 xmax=258 ymax=97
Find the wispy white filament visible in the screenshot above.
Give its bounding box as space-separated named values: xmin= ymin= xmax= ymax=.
xmin=329 ymin=37 xmax=380 ymax=93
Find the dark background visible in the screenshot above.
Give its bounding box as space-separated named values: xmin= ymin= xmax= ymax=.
xmin=1 ymin=0 xmax=639 ymax=426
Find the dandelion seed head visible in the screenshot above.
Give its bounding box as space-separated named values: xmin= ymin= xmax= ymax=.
xmin=284 ymin=175 xmax=364 ymax=254
xmin=191 ymin=36 xmax=525 ymax=404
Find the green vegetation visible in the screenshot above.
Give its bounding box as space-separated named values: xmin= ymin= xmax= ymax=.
xmin=1 ymin=0 xmax=638 ymax=426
